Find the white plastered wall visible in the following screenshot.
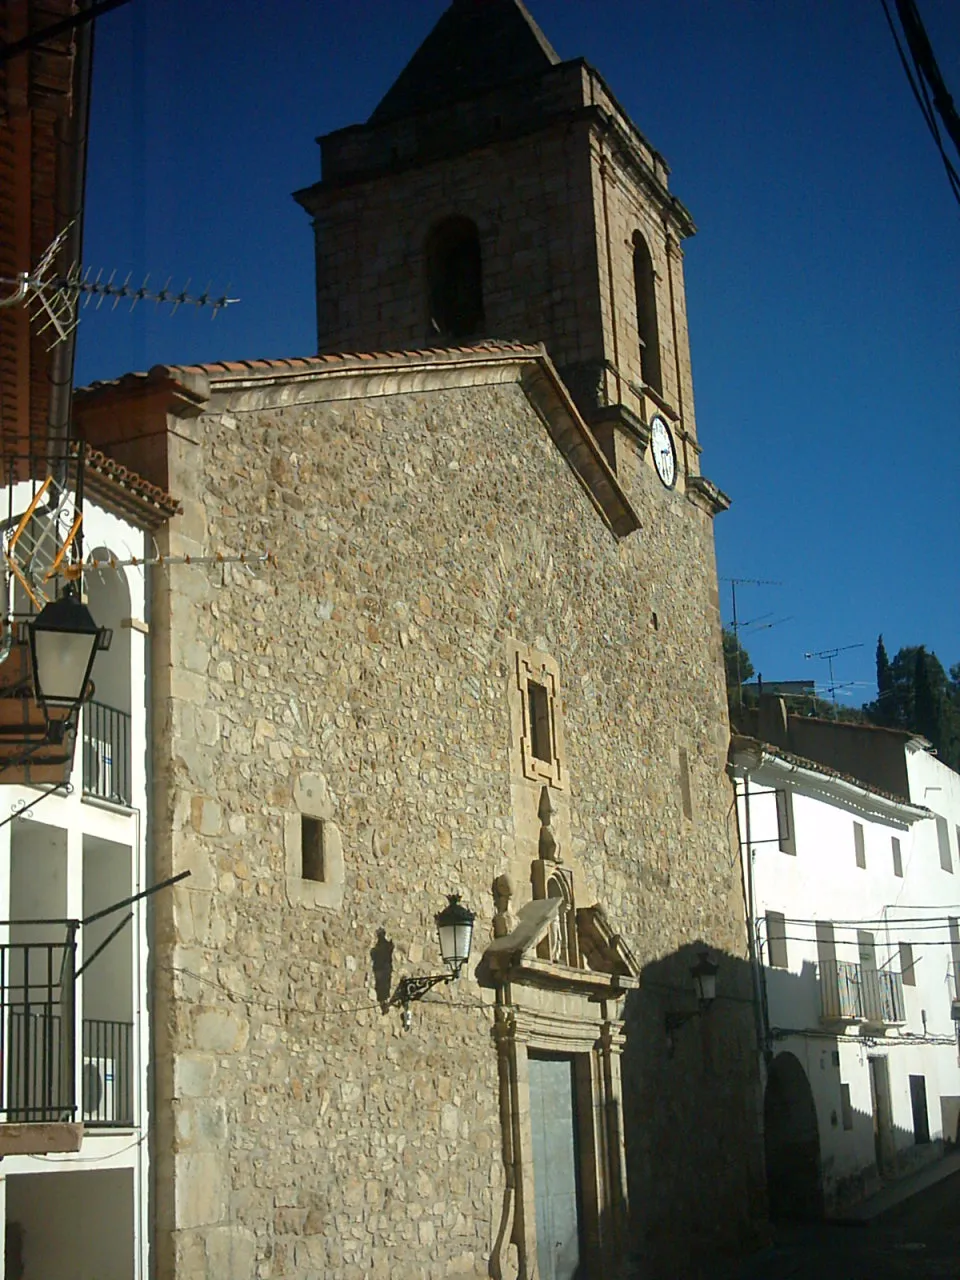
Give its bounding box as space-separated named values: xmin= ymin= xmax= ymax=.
xmin=0 ymin=489 xmax=150 ymax=1280
xmin=737 ymin=754 xmax=960 ymax=1211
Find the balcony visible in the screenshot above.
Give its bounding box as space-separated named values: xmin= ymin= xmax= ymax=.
xmin=1 ymin=940 xmax=76 ymax=1124
xmin=0 ymin=937 xmax=135 ymax=1152
xmin=81 ymin=701 xmax=131 ymax=807
xmin=80 ymin=1017 xmax=134 ymax=1128
xmin=820 ymin=959 xmax=906 ymax=1027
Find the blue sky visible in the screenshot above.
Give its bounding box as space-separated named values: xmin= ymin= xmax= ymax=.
xmin=76 ymin=0 xmax=960 ymax=704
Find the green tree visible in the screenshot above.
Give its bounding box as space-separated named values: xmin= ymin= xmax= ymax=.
xmin=722 ymin=628 xmax=756 ymax=725
xmin=865 ymin=643 xmax=960 ymax=770
xmin=723 ymin=627 xmax=754 ymax=691
xmin=914 ymin=648 xmax=940 ymax=745
xmin=875 ymin=635 xmax=893 ymax=726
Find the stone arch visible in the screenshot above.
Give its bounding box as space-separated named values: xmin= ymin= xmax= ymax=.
xmin=764 ymin=1051 xmax=824 ymax=1221
xmin=632 ymin=231 xmax=662 ymax=395
xmin=544 ymin=872 xmax=576 ymax=966
xmin=425 ymin=215 xmax=484 ymax=340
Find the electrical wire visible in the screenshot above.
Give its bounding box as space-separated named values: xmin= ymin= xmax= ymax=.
xmin=879 ymin=0 xmax=960 ymax=209
xmin=776 ymin=917 xmax=960 ymax=931
xmin=30 ymin=1133 xmax=146 ymax=1164
xmin=165 ymin=963 xmax=491 ymax=1020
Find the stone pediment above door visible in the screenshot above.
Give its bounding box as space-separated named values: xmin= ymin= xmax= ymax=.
xmin=480 ymin=785 xmax=640 ymax=997
xmin=482 ymin=895 xmax=639 ymax=997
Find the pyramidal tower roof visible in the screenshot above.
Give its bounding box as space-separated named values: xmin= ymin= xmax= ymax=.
xmin=370 ymin=0 xmax=561 ymax=124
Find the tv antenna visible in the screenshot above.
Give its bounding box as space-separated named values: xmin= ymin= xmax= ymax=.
xmin=720 ymin=578 xmax=782 ymax=708
xmin=0 ymin=225 xmax=238 ymax=350
xmin=804 ymin=643 xmax=864 ymax=711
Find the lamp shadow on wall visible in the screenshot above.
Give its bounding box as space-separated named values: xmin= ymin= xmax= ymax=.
xmin=370 ymin=927 xmax=395 ymax=1014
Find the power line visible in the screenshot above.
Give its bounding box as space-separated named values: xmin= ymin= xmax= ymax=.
xmin=879 ymin=0 xmax=960 ymax=210
xmin=0 ymin=0 xmax=131 ymax=63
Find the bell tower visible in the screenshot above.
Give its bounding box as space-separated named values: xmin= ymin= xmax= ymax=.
xmin=295 ymin=0 xmax=724 ymax=508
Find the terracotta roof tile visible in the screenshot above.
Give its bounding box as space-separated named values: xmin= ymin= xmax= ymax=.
xmin=69 ymin=442 xmax=180 ymax=528
xmin=76 ymin=343 xmax=546 ymax=397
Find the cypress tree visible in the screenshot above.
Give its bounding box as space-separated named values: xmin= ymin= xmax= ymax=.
xmin=876 ymin=635 xmax=893 ymax=725
xmin=914 ymin=648 xmax=943 ymax=750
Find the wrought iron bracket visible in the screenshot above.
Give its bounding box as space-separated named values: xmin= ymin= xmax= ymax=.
xmin=391 ymin=969 xmax=460 ymax=1029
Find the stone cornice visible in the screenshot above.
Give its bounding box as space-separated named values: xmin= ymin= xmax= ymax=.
xmin=686 ymin=474 xmax=731 ymax=517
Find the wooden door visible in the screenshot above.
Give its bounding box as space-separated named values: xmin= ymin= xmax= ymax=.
xmin=868 ymin=1055 xmax=893 ymax=1174
xmin=528 ymin=1054 xmax=582 ymax=1280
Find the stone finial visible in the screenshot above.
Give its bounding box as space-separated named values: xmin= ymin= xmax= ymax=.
xmin=492 ymin=874 xmax=516 ymax=938
xmin=538 ymin=785 xmax=559 ymax=863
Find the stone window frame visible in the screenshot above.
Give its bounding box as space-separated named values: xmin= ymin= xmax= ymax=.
xmin=509 ymin=641 xmax=565 ymax=789
xmin=284 ymin=774 xmax=344 ymax=910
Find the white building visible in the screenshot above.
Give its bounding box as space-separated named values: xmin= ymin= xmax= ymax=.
xmin=0 ymin=456 xmax=176 ymax=1280
xmin=730 ymin=708 xmax=960 ymax=1219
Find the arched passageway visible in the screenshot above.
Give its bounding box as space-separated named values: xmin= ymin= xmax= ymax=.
xmin=764 ymin=1051 xmax=824 ymax=1221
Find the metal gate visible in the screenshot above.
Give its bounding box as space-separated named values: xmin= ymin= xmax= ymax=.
xmin=528 ymin=1054 xmax=582 ymax=1280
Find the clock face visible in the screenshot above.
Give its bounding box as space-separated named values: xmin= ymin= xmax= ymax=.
xmin=651 ymin=415 xmax=677 ymax=488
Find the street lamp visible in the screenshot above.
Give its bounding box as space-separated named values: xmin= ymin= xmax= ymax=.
xmin=691 ymin=949 xmax=719 ymax=1009
xmin=393 ymin=894 xmax=476 ymax=1030
xmin=28 ymin=587 xmax=104 ymax=715
xmin=435 ymin=894 xmax=475 ymax=973
xmin=665 ymin=949 xmax=720 ymax=1036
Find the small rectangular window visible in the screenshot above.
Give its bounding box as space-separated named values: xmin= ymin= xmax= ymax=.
xmin=854 ymin=822 xmax=866 ymax=869
xmin=766 ymin=911 xmax=788 ymax=969
xmin=679 ymin=748 xmax=693 ymax=821
xmin=900 ymin=941 xmax=916 ymax=987
xmin=775 ymin=789 xmax=795 ymax=855
xmin=840 ymin=1083 xmax=854 ymax=1131
xmin=891 ymin=836 xmax=903 ymax=878
xmin=527 ymin=681 xmax=552 ymax=764
xmin=910 ymin=1074 xmax=930 ymax=1144
xmin=301 ymin=816 xmax=325 ymax=882
xmin=937 ymin=816 xmax=953 ymax=873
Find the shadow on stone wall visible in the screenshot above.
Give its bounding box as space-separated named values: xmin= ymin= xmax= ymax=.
xmin=370 ymin=928 xmax=395 ymax=1012
xmin=618 ymin=944 xmax=947 ymax=1278
xmin=618 ymin=941 xmax=767 ymax=1279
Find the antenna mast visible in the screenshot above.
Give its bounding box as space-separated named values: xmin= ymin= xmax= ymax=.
xmin=803 ymin=643 xmax=865 ymax=712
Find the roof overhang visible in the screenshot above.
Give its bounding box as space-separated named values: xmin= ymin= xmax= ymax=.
xmin=729 ymin=735 xmax=931 ymax=825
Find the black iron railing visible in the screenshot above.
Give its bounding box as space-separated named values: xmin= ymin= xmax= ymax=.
xmin=82 ymin=701 xmax=131 ymax=807
xmin=1 ymin=936 xmax=77 ymax=1123
xmin=80 ymin=1018 xmax=134 ymax=1127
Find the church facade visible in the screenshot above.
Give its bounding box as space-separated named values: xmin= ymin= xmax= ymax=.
xmin=75 ymin=3 xmax=765 ymax=1277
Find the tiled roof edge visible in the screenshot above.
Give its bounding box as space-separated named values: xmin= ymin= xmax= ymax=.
xmin=729 ymin=734 xmax=930 ymax=815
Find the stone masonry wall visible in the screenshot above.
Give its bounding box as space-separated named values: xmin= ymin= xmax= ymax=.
xmin=310 ymin=116 xmax=606 ymax=385
xmin=588 ymin=116 xmax=698 ymax=440
xmin=150 ymin=372 xmax=763 ymax=1280
xmin=305 ymin=64 xmax=698 ymax=449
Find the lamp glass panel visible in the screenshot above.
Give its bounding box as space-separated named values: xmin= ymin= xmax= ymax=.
xmin=695 ymin=971 xmax=717 ymax=1004
xmin=32 ymin=628 xmax=97 ymax=705
xmin=438 ymin=920 xmax=473 ymax=968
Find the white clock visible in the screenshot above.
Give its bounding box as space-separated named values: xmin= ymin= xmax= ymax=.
xmin=650 ymin=415 xmax=677 ymax=488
